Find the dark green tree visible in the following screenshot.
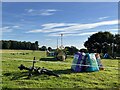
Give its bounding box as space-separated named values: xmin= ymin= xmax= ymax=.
xmin=35 ymin=41 xmax=39 ymax=50
xmin=65 ymin=46 xmax=78 ymax=55
xmin=1 ymin=40 xmax=39 ymax=50
xmin=40 ymin=46 xmax=47 ymax=51
xmin=48 ymin=47 xmax=52 ymax=51
xmin=84 ymin=31 xmax=120 ymax=57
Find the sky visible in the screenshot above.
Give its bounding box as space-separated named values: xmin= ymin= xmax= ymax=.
xmin=2 ymin=2 xmax=118 ymax=49
xmin=2 ymin=0 xmax=120 ymax=2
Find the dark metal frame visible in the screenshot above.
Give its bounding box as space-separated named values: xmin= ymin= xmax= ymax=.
xmin=18 ymin=57 xmax=60 ymax=78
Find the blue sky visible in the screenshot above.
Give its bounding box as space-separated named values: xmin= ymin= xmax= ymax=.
xmin=2 ymin=2 xmax=118 ymax=49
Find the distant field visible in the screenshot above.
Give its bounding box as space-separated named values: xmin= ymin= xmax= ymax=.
xmin=1 ymin=50 xmax=119 ymax=89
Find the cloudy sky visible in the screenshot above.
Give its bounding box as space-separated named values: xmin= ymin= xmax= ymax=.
xmin=2 ymin=2 xmax=118 ymax=49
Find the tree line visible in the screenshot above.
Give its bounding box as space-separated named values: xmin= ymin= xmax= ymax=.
xmin=1 ymin=40 xmax=78 ymax=55
xmin=84 ymin=31 xmax=120 ymax=57
xmin=39 ymin=45 xmax=79 ymax=55
xmin=0 ymin=40 xmax=39 ymax=50
xmin=1 ymin=31 xmax=119 ymax=57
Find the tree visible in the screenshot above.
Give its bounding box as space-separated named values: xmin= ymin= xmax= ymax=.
xmin=71 ymin=46 xmax=79 ymax=54
xmin=48 ymin=47 xmax=52 ymax=51
xmin=40 ymin=46 xmax=47 ymax=51
xmin=80 ymin=48 xmax=88 ymax=53
xmin=0 ymin=41 xmax=2 ymax=49
xmin=2 ymin=41 xmax=11 ymax=49
xmin=20 ymin=41 xmax=26 ymax=49
xmin=25 ymin=42 xmax=31 ymax=50
xmin=84 ymin=31 xmax=120 ymax=57
xmin=114 ymin=34 xmax=120 ymax=57
xmin=12 ymin=41 xmax=18 ymax=49
xmin=1 ymin=40 xmax=39 ymax=50
xmin=65 ymin=46 xmax=78 ymax=55
xmin=35 ymin=41 xmax=39 ymax=50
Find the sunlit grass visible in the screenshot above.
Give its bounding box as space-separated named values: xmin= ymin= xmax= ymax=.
xmin=1 ymin=50 xmax=119 ymax=89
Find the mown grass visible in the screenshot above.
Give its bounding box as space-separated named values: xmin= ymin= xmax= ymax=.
xmin=1 ymin=50 xmax=120 ymax=89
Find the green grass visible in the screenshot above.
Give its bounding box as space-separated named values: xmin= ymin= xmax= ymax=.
xmin=1 ymin=50 xmax=120 ymax=89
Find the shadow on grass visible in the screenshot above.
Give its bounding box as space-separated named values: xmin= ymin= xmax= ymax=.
xmin=40 ymin=57 xmax=59 ymax=61
xmin=4 ymin=69 xmax=72 ymax=80
xmin=53 ymin=69 xmax=95 ymax=75
xmin=4 ymin=70 xmax=60 ymax=80
xmin=3 ymin=69 xmax=91 ymax=80
xmin=53 ymin=69 xmax=72 ymax=75
xmin=4 ymin=71 xmax=32 ymax=80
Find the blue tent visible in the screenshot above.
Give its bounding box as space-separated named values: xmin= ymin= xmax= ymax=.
xmin=103 ymin=53 xmax=110 ymax=59
xmin=85 ymin=53 xmax=99 ymax=72
xmin=71 ymin=52 xmax=85 ymax=72
xmin=71 ymin=52 xmax=99 ymax=72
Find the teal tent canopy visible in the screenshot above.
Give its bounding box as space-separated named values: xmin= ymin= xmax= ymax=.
xmin=71 ymin=52 xmax=100 ymax=72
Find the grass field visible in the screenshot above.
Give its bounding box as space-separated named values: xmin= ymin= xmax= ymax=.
xmin=1 ymin=50 xmax=120 ymax=89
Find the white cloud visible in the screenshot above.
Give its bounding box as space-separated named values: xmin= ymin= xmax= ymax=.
xmin=1 ymin=27 xmax=13 ymax=33
xmin=78 ymin=32 xmax=98 ymax=36
xmin=12 ymin=26 xmax=20 ymax=28
xmin=25 ymin=9 xmax=59 ymax=16
xmin=27 ymin=20 xmax=118 ymax=36
xmin=109 ymin=28 xmax=118 ymax=31
xmin=40 ymin=12 xmax=53 ymax=16
xmin=1 ymin=25 xmax=20 ymax=33
xmin=98 ymin=16 xmax=109 ymax=20
xmin=46 ymin=9 xmax=57 ymax=12
xmin=47 ymin=31 xmax=98 ymax=37
xmin=41 ymin=23 xmax=78 ymax=29
xmin=40 ymin=9 xmax=58 ymax=16
xmin=106 ymin=28 xmax=119 ymax=34
xmin=27 ymin=29 xmax=42 ymax=33
xmin=27 ymin=9 xmax=34 ymax=13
